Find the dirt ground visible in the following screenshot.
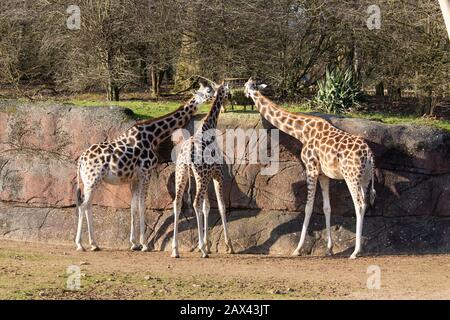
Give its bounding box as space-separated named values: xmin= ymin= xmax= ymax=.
xmin=1 ymin=240 xmax=450 ymax=300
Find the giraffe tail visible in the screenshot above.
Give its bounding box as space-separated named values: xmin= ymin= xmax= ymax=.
xmin=75 ymin=162 xmax=84 ymax=208
xmin=369 ymin=155 xmax=376 ymax=207
xmin=186 ymin=175 xmax=192 ymax=208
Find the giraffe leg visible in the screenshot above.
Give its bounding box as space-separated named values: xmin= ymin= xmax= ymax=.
xmin=193 ymin=181 xmax=208 ymax=258
xmin=75 ymin=198 xmax=85 ymax=251
xmin=172 ymin=165 xmax=189 ymax=258
xmin=319 ymin=175 xmax=333 ymax=256
xmin=213 ymin=173 xmax=234 ymax=254
xmin=293 ymin=173 xmax=318 ymax=256
xmin=191 ymin=169 xmax=211 ymax=258
xmin=203 ymin=197 xmax=211 ymax=254
xmin=347 ymin=181 xmax=366 ymax=260
xmin=129 ymin=179 xmax=141 ymax=251
xmin=171 ymin=195 xmax=183 ymax=258
xmin=138 ymin=178 xmax=150 ymax=252
xmin=351 ymin=209 xmax=363 ymax=260
xmin=82 ymin=187 xmax=100 ymax=252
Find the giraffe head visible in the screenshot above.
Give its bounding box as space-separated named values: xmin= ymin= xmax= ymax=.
xmin=193 ymin=81 xmax=217 ymax=104
xmin=244 ymin=78 xmax=267 ymax=98
xmin=216 ymin=81 xmax=230 ymax=100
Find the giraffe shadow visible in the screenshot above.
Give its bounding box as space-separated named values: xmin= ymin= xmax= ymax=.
xmin=147 ymin=163 xmax=262 ymax=252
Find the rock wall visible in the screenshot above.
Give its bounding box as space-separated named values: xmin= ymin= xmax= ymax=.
xmin=0 ymin=101 xmax=449 ymax=255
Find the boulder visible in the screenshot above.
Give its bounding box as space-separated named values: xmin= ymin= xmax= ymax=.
xmin=0 ymin=102 xmax=136 ymax=208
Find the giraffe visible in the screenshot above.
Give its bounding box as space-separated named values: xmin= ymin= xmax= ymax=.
xmin=244 ymin=78 xmax=376 ymax=259
xmin=172 ymin=83 xmax=234 ymax=258
xmin=74 ymin=82 xmax=216 ymax=252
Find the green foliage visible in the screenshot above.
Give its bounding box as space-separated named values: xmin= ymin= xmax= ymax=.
xmin=229 ymin=89 xmax=254 ymax=109
xmin=314 ymin=68 xmax=363 ymax=114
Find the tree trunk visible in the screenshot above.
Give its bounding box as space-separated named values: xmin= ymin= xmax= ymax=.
xmin=112 ymin=86 xmax=120 ymax=101
xmin=375 ymin=82 xmax=384 ymax=97
xmin=158 ymin=69 xmax=165 ymax=91
xmin=174 ymin=2 xmax=201 ymax=91
xmin=352 ymin=42 xmax=361 ymax=81
xmin=150 ymin=66 xmax=160 ymax=98
xmin=149 ymin=67 xmax=166 ymax=97
xmin=141 ymin=60 xmax=148 ymax=87
xmin=107 ymin=81 xmax=120 ymax=101
xmin=105 ymin=48 xmax=119 ymax=101
xmin=422 ymin=88 xmax=437 ymax=116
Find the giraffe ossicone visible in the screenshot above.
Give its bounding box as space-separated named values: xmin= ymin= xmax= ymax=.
xmin=244 ymin=78 xmax=376 ymax=259
xmin=74 ymin=82 xmax=216 ymax=252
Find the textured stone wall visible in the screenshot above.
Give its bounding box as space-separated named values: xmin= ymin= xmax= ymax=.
xmin=0 ymin=101 xmax=449 ymax=255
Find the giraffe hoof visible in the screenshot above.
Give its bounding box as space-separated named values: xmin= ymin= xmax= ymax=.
xmin=171 ymin=252 xmax=180 ymax=259
xmin=76 ymin=245 xmax=85 ymax=252
xmin=349 ymin=253 xmax=358 ymax=260
xmin=141 ymin=245 xmax=149 ymax=252
xmin=291 ymin=250 xmax=301 ymax=257
xmin=326 ymin=249 xmax=334 ymax=256
xmin=130 ymin=244 xmax=142 ymax=251
xmin=201 ymin=253 xmax=209 ymax=259
xmin=90 ymin=246 xmax=100 ymax=252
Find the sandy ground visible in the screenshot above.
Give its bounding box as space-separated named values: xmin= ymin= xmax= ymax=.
xmin=0 ymin=239 xmax=450 ymax=300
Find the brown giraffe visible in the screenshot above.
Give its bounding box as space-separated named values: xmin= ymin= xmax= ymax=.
xmin=244 ymin=78 xmax=376 ymax=259
xmin=172 ymin=83 xmax=234 ymax=258
xmin=74 ymin=83 xmax=216 ymax=252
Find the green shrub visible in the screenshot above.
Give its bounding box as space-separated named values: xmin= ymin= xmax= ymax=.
xmin=229 ymin=88 xmax=254 ymax=111
xmin=314 ymin=68 xmax=363 ymax=114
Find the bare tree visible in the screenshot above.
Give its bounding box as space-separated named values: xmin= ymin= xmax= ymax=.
xmin=41 ymin=0 xmax=141 ymax=101
xmin=0 ymin=0 xmax=447 ymax=109
xmin=134 ymin=0 xmax=183 ymax=97
xmin=0 ymin=1 xmax=46 ymax=97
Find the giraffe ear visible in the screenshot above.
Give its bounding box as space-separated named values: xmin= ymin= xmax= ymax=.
xmin=258 ymin=84 xmax=268 ymax=90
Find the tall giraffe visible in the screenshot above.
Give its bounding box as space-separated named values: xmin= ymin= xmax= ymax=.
xmin=244 ymin=78 xmax=376 ymax=259
xmin=172 ymin=83 xmax=234 ymax=258
xmin=74 ymin=83 xmax=216 ymax=252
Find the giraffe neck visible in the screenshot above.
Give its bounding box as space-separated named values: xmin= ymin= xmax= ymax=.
xmin=202 ymin=90 xmax=225 ymax=130
xmin=137 ymin=97 xmax=200 ymax=146
xmin=249 ymin=91 xmax=320 ymax=144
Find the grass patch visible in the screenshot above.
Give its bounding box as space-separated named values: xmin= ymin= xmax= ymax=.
xmin=349 ymin=112 xmax=450 ymax=131
xmin=69 ymin=99 xmax=260 ymax=119
xmin=0 ymin=249 xmax=49 ymax=261
xmin=68 ymin=99 xmax=450 ymax=131
xmin=69 ymin=99 xmax=185 ymax=119
xmin=284 ymin=104 xmax=450 ymax=131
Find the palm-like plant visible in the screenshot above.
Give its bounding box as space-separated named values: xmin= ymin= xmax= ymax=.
xmin=314 ymin=68 xmax=362 ymax=114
